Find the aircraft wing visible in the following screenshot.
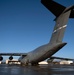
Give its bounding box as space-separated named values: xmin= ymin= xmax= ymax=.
xmin=0 ymin=53 xmax=27 ymax=56
xmin=50 ymin=56 xmax=74 ymax=61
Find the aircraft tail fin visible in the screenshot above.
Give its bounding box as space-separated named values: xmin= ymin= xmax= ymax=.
xmin=41 ymin=0 xmax=74 ymax=44
xmin=49 ymin=10 xmax=71 ymax=44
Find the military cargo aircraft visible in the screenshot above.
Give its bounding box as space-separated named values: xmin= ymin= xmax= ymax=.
xmin=0 ymin=0 xmax=74 ymax=65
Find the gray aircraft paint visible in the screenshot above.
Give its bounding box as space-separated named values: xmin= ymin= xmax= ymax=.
xmin=0 ymin=0 xmax=74 ymax=65
xmin=20 ymin=0 xmax=73 ymax=65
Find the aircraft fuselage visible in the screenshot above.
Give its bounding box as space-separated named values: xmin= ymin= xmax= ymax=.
xmin=19 ymin=43 xmax=67 ymax=65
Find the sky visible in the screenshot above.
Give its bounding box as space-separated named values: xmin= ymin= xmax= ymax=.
xmin=0 ymin=0 xmax=74 ymax=60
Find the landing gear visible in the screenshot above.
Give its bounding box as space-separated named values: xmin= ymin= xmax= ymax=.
xmin=20 ymin=62 xmax=28 ymax=66
xmin=21 ymin=60 xmax=29 ymax=66
xmin=31 ymin=62 xmax=39 ymax=66
xmin=20 ymin=62 xmax=39 ymax=66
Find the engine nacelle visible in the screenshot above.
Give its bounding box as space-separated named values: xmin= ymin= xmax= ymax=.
xmin=0 ymin=56 xmax=3 ymax=61
xmin=9 ymin=56 xmax=13 ymax=60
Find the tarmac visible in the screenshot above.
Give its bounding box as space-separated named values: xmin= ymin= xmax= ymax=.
xmin=0 ymin=64 xmax=74 ymax=75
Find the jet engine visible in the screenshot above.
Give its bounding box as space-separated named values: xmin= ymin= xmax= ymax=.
xmin=0 ymin=56 xmax=3 ymax=61
xmin=9 ymin=56 xmax=13 ymax=60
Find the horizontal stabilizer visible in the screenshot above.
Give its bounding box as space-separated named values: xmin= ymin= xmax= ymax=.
xmin=41 ymin=0 xmax=74 ymax=18
xmin=41 ymin=0 xmax=65 ymax=17
xmin=64 ymin=5 xmax=74 ymax=18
